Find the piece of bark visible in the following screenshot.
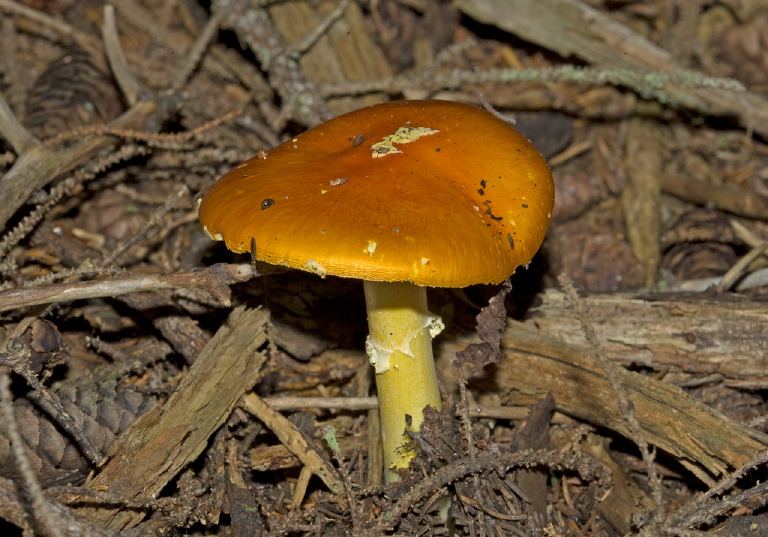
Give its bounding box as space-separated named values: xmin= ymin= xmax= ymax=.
xmin=622 ymin=118 xmax=662 ymax=287
xmin=224 ymin=441 xmax=264 ymax=537
xmin=579 ymin=433 xmax=654 ymax=535
xmin=455 ymin=0 xmax=672 ymax=71
xmin=661 ymin=174 xmax=768 ymax=220
xmin=454 ymin=0 xmax=768 ymax=139
xmin=712 ymin=514 xmax=768 ymax=536
xmin=215 ymin=0 xmax=333 ymax=128
xmin=77 ymin=306 xmax=270 ymax=530
xmin=226 ymin=470 xmax=264 ymax=536
xmin=510 ymin=394 xmax=554 ymax=519
xmin=531 ymin=289 xmax=768 ymax=388
xmin=117 ymin=292 xmax=209 ymax=366
xmin=269 ymin=0 xmax=391 ymax=115
xmin=269 ymin=319 xmax=327 ymax=361
xmin=0 ymin=475 xmax=126 ymax=537
xmin=455 ymin=280 xmax=511 ymax=368
xmin=440 ymin=319 xmax=767 ymax=478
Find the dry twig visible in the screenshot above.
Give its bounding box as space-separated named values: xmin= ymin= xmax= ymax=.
xmin=0 ymin=263 xmax=257 ymax=313
xmin=559 ymin=274 xmax=665 ymax=523
xmin=240 ymin=393 xmax=343 ymax=495
xmin=101 ymin=6 xmax=140 ymax=106
xmin=215 ymin=0 xmax=333 ymax=128
xmin=370 ymin=450 xmax=610 ymax=533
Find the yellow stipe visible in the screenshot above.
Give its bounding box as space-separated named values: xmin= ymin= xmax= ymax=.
xmin=364 ymin=280 xmax=442 ymax=482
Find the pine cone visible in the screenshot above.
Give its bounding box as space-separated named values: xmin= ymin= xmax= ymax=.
xmin=0 ymin=381 xmax=156 ymax=486
xmin=24 ymin=46 xmax=123 ymax=140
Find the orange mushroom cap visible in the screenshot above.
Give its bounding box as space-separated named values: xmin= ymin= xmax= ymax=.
xmin=198 ymin=100 xmax=554 ymax=287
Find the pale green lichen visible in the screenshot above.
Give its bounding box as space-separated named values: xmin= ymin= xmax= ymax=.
xmin=370 ymin=126 xmax=438 ymax=158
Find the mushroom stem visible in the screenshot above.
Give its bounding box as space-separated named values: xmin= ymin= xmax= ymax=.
xmin=363 ymin=280 xmax=442 ymax=482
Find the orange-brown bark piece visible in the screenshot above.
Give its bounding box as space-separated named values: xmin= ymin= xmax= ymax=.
xmin=78 ymin=307 xmax=269 ymax=530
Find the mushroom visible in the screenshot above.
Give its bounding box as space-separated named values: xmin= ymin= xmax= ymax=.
xmin=198 ymin=100 xmax=554 ymax=481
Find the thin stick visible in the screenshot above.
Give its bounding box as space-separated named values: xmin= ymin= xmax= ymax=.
xmin=716 ymin=243 xmax=768 ymax=292
xmin=102 ymin=5 xmax=141 ymax=106
xmin=288 ymin=0 xmax=351 ymax=57
xmin=0 ymin=145 xmax=150 ymax=265
xmin=320 ymin=66 xmax=744 ymax=102
xmin=321 ymin=425 xmax=362 ymax=530
xmin=100 ymin=185 xmax=188 ymax=267
xmin=264 ymin=396 xmax=378 ymax=411
xmin=370 ymin=449 xmax=610 ymax=533
xmin=251 ymin=396 xmax=567 ymax=422
xmin=215 ymin=0 xmax=332 ymax=127
xmin=45 ymin=108 xmax=241 ymax=148
xmin=558 ymin=274 xmax=665 ymax=521
xmin=0 ymin=96 xmax=178 ymax=233
xmin=240 ymin=393 xmax=343 ymax=494
xmin=456 ymin=367 xmax=476 ymax=461
xmin=172 ymin=9 xmax=224 ymax=88
xmin=0 ymin=263 xmax=257 ymax=313
xmin=671 ymin=449 xmax=768 ymax=527
xmin=0 ymin=89 xmax=38 ymax=154
xmin=0 ymin=0 xmax=102 ymax=56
